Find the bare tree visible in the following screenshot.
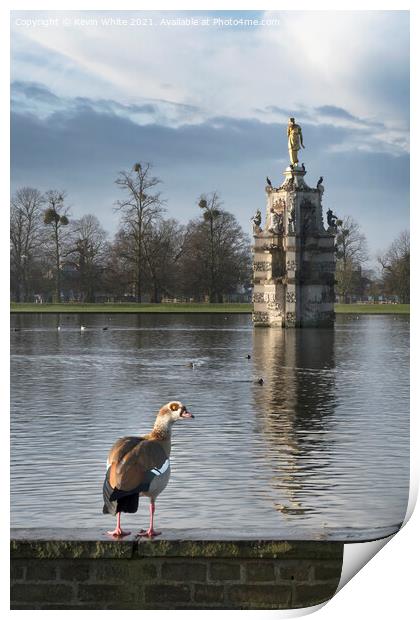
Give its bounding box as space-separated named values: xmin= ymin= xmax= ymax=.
xmin=68 ymin=215 xmax=108 ymax=302
xmin=10 ymin=187 xmax=44 ymax=301
xmin=43 ymin=190 xmax=71 ymax=303
xmin=378 ymin=231 xmax=410 ymax=303
xmin=114 ymin=162 xmax=166 ymax=302
xmin=180 ymin=202 xmax=251 ymax=302
xmin=101 ymin=232 xmax=135 ymax=301
xmin=197 ymin=192 xmax=222 ymax=303
xmin=335 ymin=216 xmax=369 ymax=303
xmin=141 ymin=218 xmax=186 ymax=302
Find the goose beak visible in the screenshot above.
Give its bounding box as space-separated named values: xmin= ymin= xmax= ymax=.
xmin=180 ymin=409 xmax=194 ymax=419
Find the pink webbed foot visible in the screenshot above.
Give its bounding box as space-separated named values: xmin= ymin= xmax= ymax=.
xmin=107 ymin=526 xmax=131 ymax=538
xmin=137 ymin=528 xmax=161 ymax=538
xmin=137 ymin=500 xmax=161 ymax=538
xmin=107 ymin=513 xmax=130 ymax=538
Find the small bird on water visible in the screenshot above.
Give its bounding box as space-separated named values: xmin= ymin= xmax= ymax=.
xmin=103 ymin=401 xmax=194 ymax=538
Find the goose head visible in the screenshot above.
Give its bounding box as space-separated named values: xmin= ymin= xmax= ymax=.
xmin=159 ymin=401 xmax=194 ymax=423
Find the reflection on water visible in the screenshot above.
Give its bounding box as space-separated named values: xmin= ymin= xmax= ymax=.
xmin=10 ymin=313 xmax=409 ymax=538
xmin=252 ymin=329 xmax=337 ymax=520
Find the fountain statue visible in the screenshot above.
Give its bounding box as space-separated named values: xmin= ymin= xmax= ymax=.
xmin=252 ymin=119 xmax=337 ymax=327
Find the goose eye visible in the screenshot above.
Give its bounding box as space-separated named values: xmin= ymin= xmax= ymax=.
xmin=170 ymin=403 xmax=179 ymax=411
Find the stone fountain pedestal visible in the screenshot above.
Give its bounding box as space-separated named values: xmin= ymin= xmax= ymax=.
xmin=252 ymin=165 xmax=336 ymax=328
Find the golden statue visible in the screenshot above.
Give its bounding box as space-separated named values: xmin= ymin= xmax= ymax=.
xmin=287 ymin=117 xmax=305 ymax=166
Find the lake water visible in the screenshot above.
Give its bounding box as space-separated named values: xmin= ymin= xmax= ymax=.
xmin=10 ymin=313 xmax=409 ymax=540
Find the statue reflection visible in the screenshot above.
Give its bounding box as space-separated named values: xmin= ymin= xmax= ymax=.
xmin=252 ymin=327 xmax=336 ymax=522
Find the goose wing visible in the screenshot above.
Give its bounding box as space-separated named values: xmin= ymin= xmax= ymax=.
xmin=108 ymin=436 xmax=167 ymax=492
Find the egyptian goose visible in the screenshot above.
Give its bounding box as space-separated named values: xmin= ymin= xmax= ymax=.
xmin=103 ymin=401 xmax=194 ymax=538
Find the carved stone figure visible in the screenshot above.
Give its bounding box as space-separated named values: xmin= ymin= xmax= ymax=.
xmin=288 ymin=206 xmax=296 ymax=233
xmin=301 ymin=200 xmax=316 ymax=233
xmin=287 ymin=118 xmax=305 ymax=166
xmin=317 ymin=176 xmax=324 ymax=195
xmin=268 ymin=208 xmax=283 ymax=235
xmin=251 ymin=209 xmax=262 ymax=233
xmin=326 ymin=209 xmax=338 ymax=229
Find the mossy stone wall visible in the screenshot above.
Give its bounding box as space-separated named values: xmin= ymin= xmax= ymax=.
xmin=11 ymin=532 xmax=343 ymax=610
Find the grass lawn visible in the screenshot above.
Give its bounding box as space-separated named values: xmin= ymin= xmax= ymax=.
xmin=11 ymin=302 xmax=409 ymax=314
xmin=334 ymin=303 xmax=409 ymax=314
xmin=10 ymin=302 xmax=252 ymax=314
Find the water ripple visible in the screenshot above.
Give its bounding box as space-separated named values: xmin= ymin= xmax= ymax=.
xmin=10 ymin=313 xmax=409 ymax=537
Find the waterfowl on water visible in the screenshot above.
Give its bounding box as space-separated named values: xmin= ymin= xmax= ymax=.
xmin=80 ymin=325 xmax=86 ymax=331
xmin=256 ymin=377 xmax=264 ymax=385
xmin=103 ymin=401 xmax=194 ymax=538
xmin=247 ymin=354 xmax=251 ymax=360
xmin=102 ymin=327 xmax=109 ymax=331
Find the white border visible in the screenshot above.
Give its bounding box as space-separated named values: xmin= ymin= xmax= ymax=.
xmin=3 ymin=2 xmax=417 ymax=619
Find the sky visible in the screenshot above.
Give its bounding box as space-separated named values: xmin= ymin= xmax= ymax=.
xmin=10 ymin=9 xmax=409 ymax=262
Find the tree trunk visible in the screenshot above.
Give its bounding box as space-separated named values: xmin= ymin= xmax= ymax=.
xmin=54 ymin=222 xmax=61 ymax=304
xmin=209 ymin=216 xmax=216 ymax=303
xmin=136 ymin=221 xmax=142 ymax=303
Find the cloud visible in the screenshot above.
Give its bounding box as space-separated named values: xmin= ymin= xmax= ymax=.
xmin=10 ymin=10 xmax=409 ymax=259
xmin=316 ymin=106 xmax=358 ymax=121
xmin=11 ymin=11 xmax=409 ymax=124
xmin=11 ymin=80 xmax=202 ymax=127
xmin=12 ymin=80 xmax=60 ymax=103
xmin=10 ymin=88 xmax=409 ymax=260
xmin=11 ymin=81 xmax=408 ymax=157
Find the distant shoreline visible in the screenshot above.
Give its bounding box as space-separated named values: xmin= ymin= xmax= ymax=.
xmin=10 ymin=302 xmax=410 ymax=314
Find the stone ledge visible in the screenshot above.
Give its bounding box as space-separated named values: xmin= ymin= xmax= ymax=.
xmin=10 ymin=527 xmax=399 ymax=609
xmin=11 ymin=524 xmax=401 ymax=545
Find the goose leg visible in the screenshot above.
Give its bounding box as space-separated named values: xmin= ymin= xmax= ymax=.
xmin=107 ymin=512 xmax=131 ymax=537
xmin=138 ymin=499 xmax=161 ymax=538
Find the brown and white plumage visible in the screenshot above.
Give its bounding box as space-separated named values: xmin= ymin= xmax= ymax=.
xmin=103 ymin=401 xmax=194 ymax=538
